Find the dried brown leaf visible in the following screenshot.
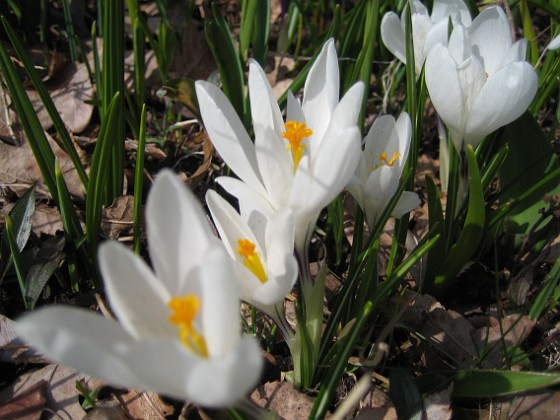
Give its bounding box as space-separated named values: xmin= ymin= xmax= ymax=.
xmin=251 ymin=381 xmax=316 ymax=419
xmin=115 ymin=389 xmax=174 ymax=419
xmin=0 ymin=314 xmax=49 ymax=364
xmin=0 ymin=132 xmax=85 ymax=201
xmin=29 ymin=61 xmax=94 ymax=133
xmin=492 ymin=389 xmax=560 ymax=418
xmin=423 ymin=384 xmax=453 ymax=420
xmin=355 ymin=387 xmax=397 ymax=420
xmin=0 ymin=379 xmax=47 ymax=420
xmin=400 ymin=292 xmax=535 ymax=369
xmin=0 ymin=364 xmax=104 ymax=419
xmin=101 ymin=195 xmax=135 ymax=240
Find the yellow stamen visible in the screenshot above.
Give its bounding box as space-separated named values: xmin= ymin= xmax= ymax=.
xmin=168 ymin=295 xmax=208 ymax=357
xmin=282 ymin=121 xmax=313 ymax=170
xmin=378 ymin=151 xmax=401 ymax=167
xmin=237 ymin=238 xmax=267 ymax=283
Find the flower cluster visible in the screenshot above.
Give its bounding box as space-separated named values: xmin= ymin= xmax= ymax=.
xmin=14 ymin=0 xmax=542 ymax=409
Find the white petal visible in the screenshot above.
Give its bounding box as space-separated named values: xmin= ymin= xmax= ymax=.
xmin=412 ymin=13 xmax=434 ymax=73
xmin=457 ymin=55 xmax=486 ymax=111
xmin=216 ymin=176 xmax=275 ymax=218
xmin=392 ymin=191 xmax=421 ymax=218
xmin=259 ymin=209 xmax=297 ymax=305
xmin=187 ymin=336 xmax=262 ymax=407
xmin=448 ymin=24 xmax=470 ymax=64
xmin=547 ymin=34 xmax=560 ymax=50
xmin=286 ymin=91 xmax=305 ymax=122
xmin=423 ymin=19 xmax=450 ymax=61
xmin=294 ymin=126 xmax=361 ymax=214
xmin=124 ymin=336 xmax=262 ymax=407
xmin=507 ymin=39 xmax=528 ymax=64
xmin=249 ymin=65 xmax=294 ymax=209
xmin=303 ymin=39 xmax=339 ymax=153
xmin=15 ymin=307 xmax=140 ymax=389
xmin=199 ymin=247 xmax=241 ymax=357
xmin=362 ymin=166 xmax=400 ymax=226
xmin=99 ymin=241 xmax=173 ymax=338
xmin=195 ymin=81 xmax=266 ymax=196
xmin=426 ymin=44 xmax=465 ymax=142
xmin=395 ymin=112 xmax=412 ymax=168
xmin=468 ymin=6 xmax=511 ymax=76
xmin=365 ymin=115 xmax=395 ymax=165
xmin=381 ymin=12 xmax=407 ymax=64
xmin=206 ymin=190 xmax=259 ymax=261
xmin=249 ymin=60 xmax=285 ymax=137
xmin=147 ymin=170 xmax=219 ymax=294
xmin=253 ymin=254 xmax=297 ymax=306
xmin=464 ymin=61 xmax=538 ymax=146
xmin=122 ymin=337 xmax=199 ymax=401
xmin=410 ymin=0 xmax=429 ymax=16
xmin=326 ymin=82 xmax=364 ymax=134
xmin=431 ymin=0 xmax=472 ymax=26
xmin=265 ymin=208 xmax=295 ymax=259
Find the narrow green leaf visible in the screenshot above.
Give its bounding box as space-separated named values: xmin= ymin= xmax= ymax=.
xmin=529 ymin=257 xmax=560 ymax=319
xmin=0 ymin=41 xmax=57 ymax=200
xmin=277 ymin=6 xmax=342 ymax=109
xmin=1 ymin=17 xmax=88 ymax=188
xmin=86 ymin=93 xmax=122 ymax=251
xmin=423 ymin=175 xmax=446 ymax=289
xmin=102 ymin=0 xmax=125 ymax=200
xmin=0 ymin=187 xmax=35 ymax=283
xmin=134 ymin=104 xmax=147 ymax=255
xmin=205 ymin=3 xmax=247 ymax=126
xmin=434 ymin=145 xmax=485 ymax=294
xmin=418 ymin=370 xmax=560 ymax=398
xmin=390 ymin=369 xmax=423 ymax=420
xmin=5 ymin=215 xmax=28 ymax=309
xmin=497 ymin=112 xmax=560 ymax=239
xmin=25 ymin=236 xmax=65 ymax=310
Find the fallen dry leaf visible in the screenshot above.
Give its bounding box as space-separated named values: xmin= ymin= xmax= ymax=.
xmin=0 ymin=132 xmax=85 ymax=201
xmin=0 ymin=314 xmax=49 ymax=364
xmin=399 ymin=292 xmax=535 ymax=369
xmin=0 ymin=364 xmax=104 ymax=419
xmin=0 ymin=379 xmax=47 ymax=420
xmin=355 ymin=387 xmax=397 ymax=420
xmin=491 ymin=389 xmax=560 ymax=418
xmin=251 ymin=381 xmax=317 ymax=419
xmin=29 ymin=61 xmax=94 ymax=134
xmin=423 ymin=384 xmax=453 ymax=420
xmin=101 ymin=195 xmax=135 ymax=240
xmin=114 ymin=389 xmax=174 ymax=419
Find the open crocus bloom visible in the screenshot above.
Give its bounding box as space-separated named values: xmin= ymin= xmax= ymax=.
xmin=206 ymin=190 xmax=297 ymax=336
xmin=195 ymin=39 xmax=363 ymax=255
xmin=15 ymin=171 xmax=262 ymax=407
xmin=425 ymin=6 xmax=538 ymax=149
xmin=348 ymin=113 xmax=420 ymax=229
xmin=381 ymin=0 xmax=472 ymax=74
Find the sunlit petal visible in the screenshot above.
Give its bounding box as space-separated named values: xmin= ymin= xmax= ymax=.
xmin=465 ymin=61 xmax=538 ymax=145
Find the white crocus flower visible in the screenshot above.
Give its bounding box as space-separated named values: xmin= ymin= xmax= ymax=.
xmin=425 ymin=6 xmax=538 ymax=149
xmin=348 ymin=113 xmax=420 ymax=229
xmin=195 ymin=39 xmax=363 ymax=258
xmin=15 ymin=171 xmax=262 ymax=408
xmin=381 ymin=0 xmax=472 ymax=74
xmin=206 ymin=190 xmax=297 ymax=339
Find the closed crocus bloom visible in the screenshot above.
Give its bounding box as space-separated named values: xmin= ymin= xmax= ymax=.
xmin=425 ymin=6 xmax=538 ymax=148
xmin=348 ymin=113 xmax=420 ymax=229
xmin=15 ymin=171 xmax=262 ymax=408
xmin=381 ymin=0 xmax=472 ymax=74
xmin=195 ymin=39 xmax=363 ymax=256
xmin=206 ymin=190 xmax=297 ymax=337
